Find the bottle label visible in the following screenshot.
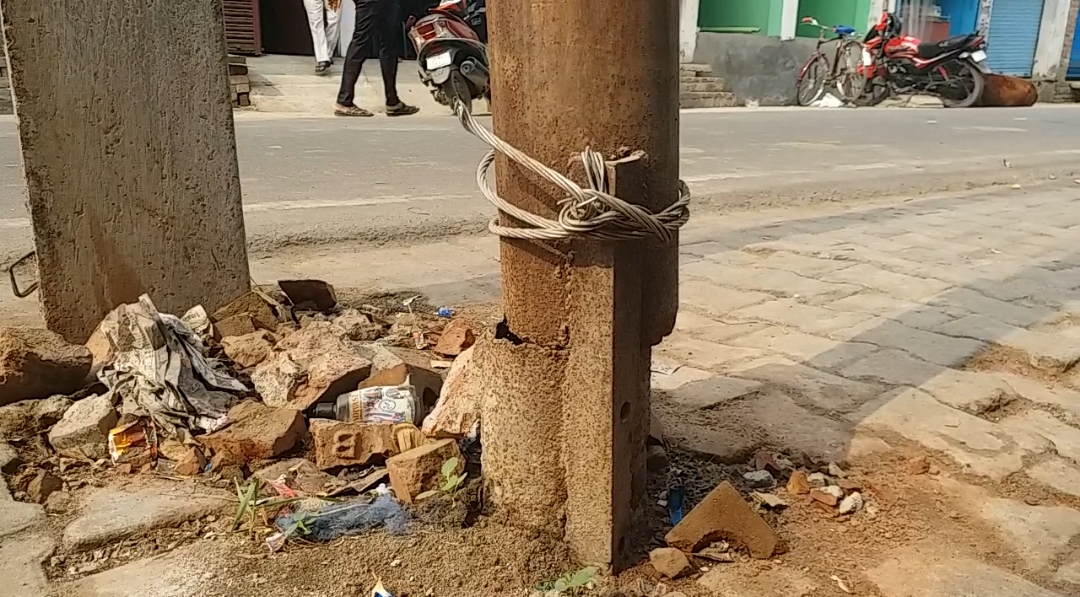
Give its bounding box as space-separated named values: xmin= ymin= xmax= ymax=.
xmin=346 ymin=384 xmax=417 ymax=425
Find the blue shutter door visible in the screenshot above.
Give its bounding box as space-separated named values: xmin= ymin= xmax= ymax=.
xmin=1068 ymin=7 xmax=1080 ymax=79
xmin=985 ymin=0 xmax=1045 ymax=76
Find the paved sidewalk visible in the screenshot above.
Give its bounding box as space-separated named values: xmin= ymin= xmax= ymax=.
xmin=5 ymin=183 xmax=1080 ymax=596
xmin=653 ymin=182 xmax=1080 ymax=595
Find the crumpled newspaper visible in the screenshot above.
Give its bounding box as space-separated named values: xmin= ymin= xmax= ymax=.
xmin=96 ymin=294 xmax=247 ymax=435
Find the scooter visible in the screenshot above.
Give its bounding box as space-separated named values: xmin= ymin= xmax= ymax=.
xmin=406 ymin=0 xmax=489 ymax=114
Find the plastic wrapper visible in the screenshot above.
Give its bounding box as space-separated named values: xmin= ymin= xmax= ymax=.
xmin=275 ymin=491 xmax=407 ymax=543
xmin=108 ymin=419 xmax=158 ymax=467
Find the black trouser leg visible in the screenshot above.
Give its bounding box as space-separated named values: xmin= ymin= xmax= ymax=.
xmin=376 ymin=0 xmax=402 ymax=106
xmin=336 ymin=0 xmax=377 ymax=106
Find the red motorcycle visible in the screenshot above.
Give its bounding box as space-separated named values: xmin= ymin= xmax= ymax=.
xmin=406 ymin=0 xmax=489 ymax=113
xmin=858 ymin=11 xmax=988 ymax=108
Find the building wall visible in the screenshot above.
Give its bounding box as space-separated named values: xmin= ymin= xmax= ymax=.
xmin=681 ymin=0 xmax=702 ymax=62
xmin=796 ymin=0 xmax=872 ymax=37
xmin=693 ymin=32 xmax=818 ymax=105
xmin=698 ymin=0 xmax=783 ymax=35
xmin=1033 ymin=0 xmax=1075 ymax=78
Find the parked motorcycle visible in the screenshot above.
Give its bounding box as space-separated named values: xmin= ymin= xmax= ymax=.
xmin=406 ymin=0 xmax=489 ymax=114
xmin=858 ymin=11 xmax=988 ymax=108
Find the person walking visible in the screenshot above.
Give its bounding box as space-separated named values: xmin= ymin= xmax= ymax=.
xmin=334 ymin=0 xmax=419 ymax=116
xmin=304 ymin=0 xmax=341 ymax=75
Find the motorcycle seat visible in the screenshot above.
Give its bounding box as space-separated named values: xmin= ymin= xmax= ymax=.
xmin=917 ymin=33 xmax=978 ymax=59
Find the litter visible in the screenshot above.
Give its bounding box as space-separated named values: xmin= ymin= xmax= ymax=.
xmin=313 ymin=385 xmax=418 ymax=425
xmin=274 ymin=487 xmax=407 ymax=543
xmin=437 ymin=306 xmax=453 ymax=318
xmin=667 ymin=485 xmax=686 ymax=525
xmin=371 ymin=577 xmax=394 ymax=597
xmin=107 ymin=418 xmax=158 ymax=467
xmin=96 ymin=295 xmax=247 ymax=435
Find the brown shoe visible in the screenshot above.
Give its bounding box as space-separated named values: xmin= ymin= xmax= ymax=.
xmin=334 ymin=104 xmax=374 ymax=117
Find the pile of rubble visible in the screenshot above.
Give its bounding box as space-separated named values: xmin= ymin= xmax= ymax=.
xmin=0 ymin=280 xmax=483 ymax=552
xmin=642 ymin=449 xmax=874 ymax=588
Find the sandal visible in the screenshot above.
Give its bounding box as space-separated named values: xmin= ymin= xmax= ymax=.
xmin=315 ymin=61 xmax=331 ymax=75
xmin=386 ymin=102 xmax=420 ymax=117
xmin=334 ymin=104 xmax=374 ymax=117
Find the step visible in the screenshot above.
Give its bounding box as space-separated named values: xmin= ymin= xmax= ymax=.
xmin=680 ymin=91 xmax=739 ymax=109
xmin=681 ymin=80 xmax=726 ymax=93
xmin=680 ymin=62 xmax=714 ymax=77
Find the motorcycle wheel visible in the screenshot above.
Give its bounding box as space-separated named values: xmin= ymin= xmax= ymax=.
xmin=442 ymin=70 xmax=473 ymax=115
xmin=854 ymin=78 xmax=890 ymax=107
xmin=941 ymin=62 xmax=984 ymax=109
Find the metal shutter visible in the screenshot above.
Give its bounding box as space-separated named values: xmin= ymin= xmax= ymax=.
xmin=985 ymin=0 xmax=1044 ymax=77
xmin=1068 ymin=8 xmax=1080 ymax=79
xmin=222 ymin=0 xmax=263 ymax=56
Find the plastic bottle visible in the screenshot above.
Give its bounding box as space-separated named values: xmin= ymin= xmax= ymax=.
xmin=312 ymin=386 xmax=417 ymax=424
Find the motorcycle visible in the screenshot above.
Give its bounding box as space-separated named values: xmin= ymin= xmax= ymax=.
xmin=406 ymin=0 xmax=489 ymax=114
xmin=858 ymin=11 xmax=988 ymax=108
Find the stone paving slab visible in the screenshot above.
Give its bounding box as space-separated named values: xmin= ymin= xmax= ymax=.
xmin=63 ymin=485 xmax=232 ymax=551
xmin=0 ymin=534 xmax=54 ymax=597
xmin=853 ymin=388 xmax=1047 ymax=480
xmin=865 ymin=545 xmax=1068 ymax=597
xmin=57 ymin=543 xmax=212 ymax=597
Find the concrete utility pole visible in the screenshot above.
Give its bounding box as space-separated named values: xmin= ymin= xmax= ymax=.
xmin=1 ymin=0 xmax=250 ymax=342
xmin=480 ymin=0 xmax=680 ymax=572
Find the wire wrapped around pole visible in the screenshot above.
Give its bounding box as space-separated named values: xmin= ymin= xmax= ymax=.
xmin=453 ymin=101 xmax=690 ymax=243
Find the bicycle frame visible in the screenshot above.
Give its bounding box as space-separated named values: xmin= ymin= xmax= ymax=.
xmin=798 ymin=18 xmax=860 ymax=87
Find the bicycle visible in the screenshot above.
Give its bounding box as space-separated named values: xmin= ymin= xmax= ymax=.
xmin=795 ymin=17 xmax=867 ymax=106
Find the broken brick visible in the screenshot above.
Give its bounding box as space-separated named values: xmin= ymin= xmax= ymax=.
xmin=47 ymin=394 xmax=118 ymax=460
xmin=333 ymin=310 xmax=383 ymax=342
xmin=213 ymin=314 xmax=257 ymax=339
xmin=310 ymin=419 xmax=397 ymax=470
xmin=809 ymin=488 xmax=839 ymax=507
xmin=837 ymin=479 xmax=862 ymax=493
xmin=433 ymin=319 xmax=475 ymax=357
xmin=786 ymin=470 xmax=810 ymax=496
xmin=221 ymin=331 xmax=275 ymax=369
xmin=367 ymin=345 xmax=445 ymax=413
xmin=199 ymin=401 xmax=306 ymax=466
xmin=212 ymin=291 xmax=278 ymax=332
xmin=0 ymin=328 xmax=92 ymax=406
xmin=752 ymin=450 xmax=783 ymax=475
xmin=421 ymin=345 xmax=480 ymax=439
xmin=279 ymin=280 xmax=337 ymax=312
xmin=664 ymin=481 xmax=782 ymax=559
xmin=252 ymin=322 xmax=372 ymax=410
xmin=386 ymin=438 xmax=463 ymax=504
xmin=649 ymin=547 xmax=692 ymax=579
xmin=174 ymin=447 xmax=207 ymax=477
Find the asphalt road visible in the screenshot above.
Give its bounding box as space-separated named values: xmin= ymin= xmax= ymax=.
xmin=1 ymin=106 xmax=1079 ymax=265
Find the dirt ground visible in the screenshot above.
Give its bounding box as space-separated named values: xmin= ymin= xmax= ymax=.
xmin=8 ymin=293 xmax=1079 ymax=597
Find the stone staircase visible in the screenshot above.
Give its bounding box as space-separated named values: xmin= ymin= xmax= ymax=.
xmin=680 ymin=63 xmax=738 ymax=109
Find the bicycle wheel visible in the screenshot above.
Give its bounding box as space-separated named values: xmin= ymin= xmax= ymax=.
xmin=796 ymin=55 xmax=829 ymax=106
xmin=834 ymin=40 xmax=867 ymax=103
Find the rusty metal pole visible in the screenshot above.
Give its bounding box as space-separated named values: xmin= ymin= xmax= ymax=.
xmin=479 ymin=0 xmax=680 ymax=572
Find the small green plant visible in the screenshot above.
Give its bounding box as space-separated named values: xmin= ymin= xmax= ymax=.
xmin=417 ymin=456 xmax=468 ymax=502
xmin=535 ymin=566 xmax=599 ymax=595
